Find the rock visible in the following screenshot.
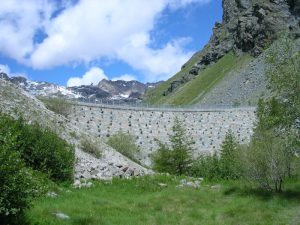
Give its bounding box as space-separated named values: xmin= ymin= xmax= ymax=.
xmin=47 ymin=192 xmax=58 ymax=198
xmin=101 ymin=176 xmax=113 ymax=182
xmin=53 ymin=212 xmax=70 ymax=220
xmin=178 ymin=179 xmax=201 ymax=189
xmin=158 ymin=183 xmax=168 ymax=188
xmin=180 ymin=179 xmax=187 ymax=185
xmin=211 ymin=185 xmax=221 ymax=190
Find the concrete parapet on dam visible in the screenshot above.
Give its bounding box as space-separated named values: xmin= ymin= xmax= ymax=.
xmin=69 ymin=102 xmax=256 ymax=166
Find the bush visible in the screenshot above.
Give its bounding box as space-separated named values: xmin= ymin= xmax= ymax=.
xmin=0 ymin=128 xmax=48 ymax=224
xmin=80 ymin=136 xmax=102 ymax=158
xmin=0 ymin=113 xmax=75 ymax=183
xmin=191 ymin=130 xmax=242 ymax=180
xmin=244 ymin=129 xmax=297 ymax=192
xmin=40 ymin=97 xmax=72 ymax=117
xmin=190 ymin=152 xmax=221 ymax=180
xmin=107 ymin=131 xmax=140 ymax=162
xmin=152 ymin=117 xmax=194 ymax=175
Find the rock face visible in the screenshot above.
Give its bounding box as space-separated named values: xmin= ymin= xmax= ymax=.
xmin=164 ymin=0 xmax=300 ymax=95
xmin=98 ymin=79 xmax=159 ymax=99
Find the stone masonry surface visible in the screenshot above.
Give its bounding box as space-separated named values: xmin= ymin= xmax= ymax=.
xmin=69 ymin=102 xmax=256 ymax=166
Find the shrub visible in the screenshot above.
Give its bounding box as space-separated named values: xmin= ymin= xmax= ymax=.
xmin=190 ymin=152 xmax=221 ymax=180
xmin=0 ymin=128 xmax=46 ymax=224
xmin=244 ymin=129 xmax=297 ymax=192
xmin=152 ymin=117 xmax=194 ymax=175
xmin=191 ymin=130 xmax=242 ymax=180
xmin=0 ymin=113 xmax=75 ymax=183
xmin=80 ymin=136 xmax=102 ymax=158
xmin=107 ymin=131 xmax=140 ymax=162
xmin=40 ymin=97 xmax=72 ymax=117
xmin=151 ymin=142 xmax=175 ymax=174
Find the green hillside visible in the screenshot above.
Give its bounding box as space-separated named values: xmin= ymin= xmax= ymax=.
xmin=145 ymin=52 xmax=203 ymax=105
xmin=145 ymin=52 xmax=251 ymax=106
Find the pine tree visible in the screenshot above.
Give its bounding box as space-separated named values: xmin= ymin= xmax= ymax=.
xmin=219 ymin=130 xmax=240 ymax=179
xmin=152 ymin=117 xmax=194 ymax=175
xmin=170 ymin=117 xmax=194 ymax=175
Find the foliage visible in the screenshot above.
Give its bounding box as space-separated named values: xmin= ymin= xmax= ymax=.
xmin=0 ymin=114 xmax=51 ymax=224
xmin=152 ymin=117 xmax=194 ymax=175
xmin=41 ymin=97 xmax=72 ymax=117
xmin=265 ymin=38 xmax=300 ymax=128
xmin=107 ymin=131 xmax=140 ymax=162
xmin=191 ymin=130 xmax=242 ymax=180
xmin=244 ymin=129 xmax=297 ymax=192
xmin=0 ymin=138 xmax=34 ymax=224
xmin=219 ymin=130 xmax=241 ymax=180
xmin=244 ymin=38 xmax=300 ymax=192
xmin=0 ymin=113 xmax=75 ymax=183
xmin=80 ymin=136 xmax=102 ymax=158
xmin=191 ymin=152 xmax=221 ymax=180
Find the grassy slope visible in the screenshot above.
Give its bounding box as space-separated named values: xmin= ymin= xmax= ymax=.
xmin=26 ymin=176 xmax=300 ymax=225
xmin=145 ymin=52 xmax=202 ymax=105
xmin=146 ymin=52 xmax=251 ymax=106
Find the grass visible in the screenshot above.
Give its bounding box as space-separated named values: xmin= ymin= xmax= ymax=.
xmin=26 ymin=175 xmax=300 ymax=225
xmin=145 ymin=52 xmax=202 ymax=105
xmin=80 ymin=136 xmax=102 ymax=159
xmin=145 ymin=52 xmax=251 ymax=106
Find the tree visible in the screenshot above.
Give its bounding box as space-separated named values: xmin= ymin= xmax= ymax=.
xmin=245 ymin=129 xmax=292 ymax=192
xmin=219 ymin=130 xmax=240 ymax=180
xmin=265 ymin=37 xmax=300 ymax=130
xmin=152 ymin=117 xmax=194 ymax=175
xmin=244 ymin=37 xmax=300 ymax=192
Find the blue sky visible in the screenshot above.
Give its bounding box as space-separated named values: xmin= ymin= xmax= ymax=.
xmin=0 ymin=0 xmax=222 ymax=86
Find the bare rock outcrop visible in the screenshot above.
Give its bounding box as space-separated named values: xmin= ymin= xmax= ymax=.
xmin=164 ymin=0 xmax=300 ymax=96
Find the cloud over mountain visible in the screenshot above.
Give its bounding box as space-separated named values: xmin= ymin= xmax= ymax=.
xmin=0 ymin=0 xmax=211 ymax=81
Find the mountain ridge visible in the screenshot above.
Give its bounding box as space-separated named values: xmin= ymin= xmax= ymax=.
xmin=145 ymin=0 xmax=300 ymax=105
xmin=0 ymin=72 xmax=161 ymax=103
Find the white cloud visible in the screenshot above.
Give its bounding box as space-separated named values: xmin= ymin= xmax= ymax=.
xmin=67 ymin=67 xmax=108 ymax=87
xmin=0 ymin=0 xmax=211 ymax=82
xmin=117 ymin=34 xmax=194 ymax=81
xmin=0 ymin=64 xmax=10 ymax=75
xmin=0 ymin=0 xmax=54 ymax=63
xmin=112 ymin=74 xmax=136 ymax=82
xmin=168 ymin=0 xmax=211 ymax=9
xmin=0 ymin=64 xmax=27 ymax=78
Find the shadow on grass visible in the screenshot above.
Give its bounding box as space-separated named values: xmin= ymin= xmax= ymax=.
xmin=223 ymin=185 xmax=300 ymax=202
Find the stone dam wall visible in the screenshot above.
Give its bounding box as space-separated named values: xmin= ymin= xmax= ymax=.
xmin=69 ymin=103 xmax=256 ymax=166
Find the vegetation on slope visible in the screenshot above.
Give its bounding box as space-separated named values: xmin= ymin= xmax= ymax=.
xmin=145 ymin=52 xmax=202 ymax=105
xmin=107 ymin=131 xmax=141 ymax=163
xmin=0 ymin=113 xmax=75 ymax=224
xmin=145 ymin=52 xmax=251 ymax=106
xmin=40 ymin=97 xmax=72 ymax=118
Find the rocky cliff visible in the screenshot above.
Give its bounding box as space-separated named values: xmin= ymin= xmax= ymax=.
xmin=163 ymin=0 xmax=300 ymax=96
